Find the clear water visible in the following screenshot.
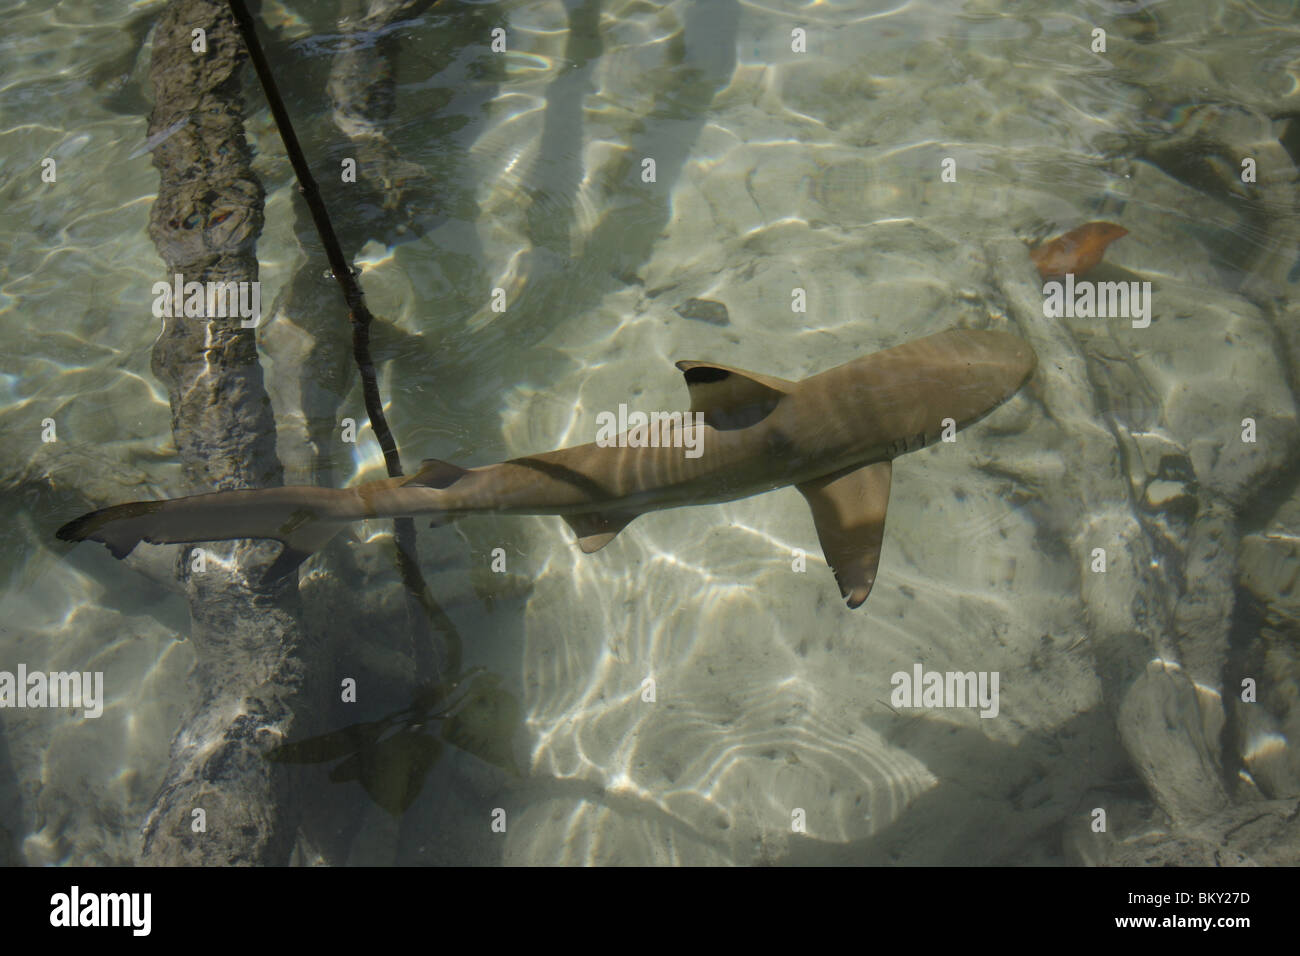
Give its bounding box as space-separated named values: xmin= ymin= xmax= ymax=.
xmin=2 ymin=0 xmax=1299 ymax=865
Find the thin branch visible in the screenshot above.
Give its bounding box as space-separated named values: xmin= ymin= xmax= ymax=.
xmin=226 ymin=0 xmax=403 ymax=479
xmin=226 ymin=0 xmax=452 ymax=674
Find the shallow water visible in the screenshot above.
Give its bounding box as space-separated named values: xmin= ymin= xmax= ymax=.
xmin=1 ymin=0 xmax=1299 ymax=865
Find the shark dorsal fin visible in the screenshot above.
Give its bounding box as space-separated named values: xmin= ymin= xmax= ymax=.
xmin=407 ymin=458 xmax=469 ymax=489
xmin=674 ymin=360 xmax=794 ymax=430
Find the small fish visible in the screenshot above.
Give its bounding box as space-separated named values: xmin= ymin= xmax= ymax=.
xmin=674 ymin=298 xmax=730 ymax=326
xmin=128 ymin=117 xmax=189 ymax=160
xmin=1030 ymin=222 xmax=1128 ymax=278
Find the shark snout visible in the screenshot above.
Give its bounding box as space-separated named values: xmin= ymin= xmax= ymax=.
xmin=977 ymin=329 xmax=1037 ymax=390
xmin=1006 ymin=332 xmax=1037 ymax=385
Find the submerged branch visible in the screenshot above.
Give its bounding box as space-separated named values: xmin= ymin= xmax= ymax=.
xmin=226 ymin=0 xmax=402 ymax=478
xmin=226 ymin=0 xmax=445 ymax=666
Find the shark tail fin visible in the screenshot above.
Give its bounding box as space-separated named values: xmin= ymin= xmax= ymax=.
xmin=57 ymin=490 xmax=348 ymax=586
xmin=56 ymin=500 xmax=166 ymax=560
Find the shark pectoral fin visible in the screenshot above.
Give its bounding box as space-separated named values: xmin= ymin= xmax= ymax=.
xmin=563 ymin=511 xmax=638 ymax=553
xmin=797 ymin=461 xmax=892 ymax=609
xmin=261 ymin=520 xmax=345 ymax=585
xmin=674 ymin=360 xmax=795 ymax=430
xmin=261 ymin=545 xmax=314 ymax=584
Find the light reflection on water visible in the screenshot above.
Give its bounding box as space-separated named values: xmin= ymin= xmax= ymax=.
xmin=1 ymin=0 xmax=1298 ymax=865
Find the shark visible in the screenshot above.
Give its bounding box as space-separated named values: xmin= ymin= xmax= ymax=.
xmin=56 ymin=327 xmax=1036 ymax=608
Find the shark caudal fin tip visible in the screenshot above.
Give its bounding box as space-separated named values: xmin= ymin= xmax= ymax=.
xmin=56 ymin=509 xmax=107 ymax=543
xmin=56 ymin=506 xmax=147 ymax=560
